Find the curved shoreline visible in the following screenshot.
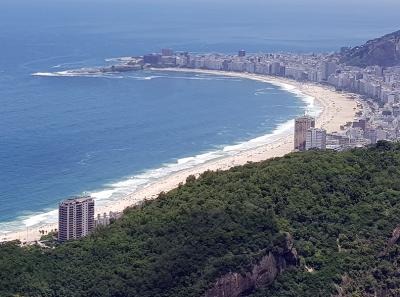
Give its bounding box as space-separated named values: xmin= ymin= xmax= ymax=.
xmin=2 ymin=70 xmax=360 ymax=243
xmin=158 ymin=68 xmax=358 ymax=131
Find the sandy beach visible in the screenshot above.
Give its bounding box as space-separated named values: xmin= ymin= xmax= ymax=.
xmin=3 ymin=69 xmax=360 ymax=243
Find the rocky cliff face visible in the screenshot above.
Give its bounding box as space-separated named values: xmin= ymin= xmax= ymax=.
xmin=203 ymin=234 xmax=298 ymax=297
xmin=339 ymin=30 xmax=400 ymax=67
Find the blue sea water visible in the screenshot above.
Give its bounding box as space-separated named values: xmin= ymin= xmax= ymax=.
xmin=0 ymin=0 xmax=399 ymax=233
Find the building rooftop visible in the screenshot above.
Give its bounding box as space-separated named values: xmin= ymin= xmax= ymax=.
xmin=60 ymin=196 xmax=93 ymax=206
xmin=295 ymin=115 xmax=315 ymax=122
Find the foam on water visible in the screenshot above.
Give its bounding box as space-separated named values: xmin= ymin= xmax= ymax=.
xmin=166 ymin=75 xmax=242 ymax=82
xmin=22 ymin=209 xmax=58 ymax=228
xmin=126 ymin=75 xmax=165 ymax=80
xmin=32 ymin=71 xmax=123 ymax=79
xmin=0 ymin=72 xmax=321 ymax=233
xmin=32 ymin=72 xmax=62 ymax=77
xmin=32 ymin=69 xmax=243 ymax=82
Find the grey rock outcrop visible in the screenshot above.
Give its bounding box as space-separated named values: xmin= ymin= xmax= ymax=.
xmin=203 ymin=233 xmax=298 ymax=297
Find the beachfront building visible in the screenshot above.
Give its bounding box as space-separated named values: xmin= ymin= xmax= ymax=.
xmin=58 ymin=196 xmax=94 ymax=242
xmin=95 ymin=211 xmax=122 ymax=228
xmin=320 ymin=61 xmax=337 ymax=81
xmin=161 ymin=48 xmax=174 ymax=56
xmin=306 ymin=128 xmax=327 ymax=150
xmin=294 ymin=115 xmax=315 ymax=151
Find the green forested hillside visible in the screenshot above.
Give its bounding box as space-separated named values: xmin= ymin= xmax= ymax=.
xmin=2 ymin=141 xmax=400 ymax=297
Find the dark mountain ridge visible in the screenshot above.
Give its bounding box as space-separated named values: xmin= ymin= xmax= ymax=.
xmin=340 ymin=30 xmax=400 ymax=67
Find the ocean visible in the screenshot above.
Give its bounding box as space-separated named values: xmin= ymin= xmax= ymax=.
xmin=0 ymin=0 xmax=399 ymax=233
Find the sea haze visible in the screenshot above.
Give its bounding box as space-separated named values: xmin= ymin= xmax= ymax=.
xmin=0 ymin=0 xmax=399 ymax=232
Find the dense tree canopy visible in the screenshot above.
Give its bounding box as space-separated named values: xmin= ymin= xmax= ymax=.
xmin=2 ymin=141 xmax=400 ymax=296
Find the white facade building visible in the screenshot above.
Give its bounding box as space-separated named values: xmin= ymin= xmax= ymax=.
xmin=306 ymin=128 xmax=327 ymax=150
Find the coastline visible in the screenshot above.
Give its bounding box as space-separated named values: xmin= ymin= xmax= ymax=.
xmin=3 ymin=69 xmax=360 ymax=243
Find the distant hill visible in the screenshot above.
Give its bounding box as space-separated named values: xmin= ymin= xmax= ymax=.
xmin=2 ymin=142 xmax=400 ymax=296
xmin=340 ymin=30 xmax=400 ymax=67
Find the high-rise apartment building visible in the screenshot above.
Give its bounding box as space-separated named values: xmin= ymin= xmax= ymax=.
xmin=294 ymin=115 xmax=315 ymax=151
xmin=58 ymin=196 xmax=94 ymax=242
xmin=238 ymin=49 xmax=246 ymax=57
xmin=161 ymin=48 xmax=174 ymax=56
xmin=305 ymin=128 xmax=327 ymax=150
xmin=320 ymin=61 xmax=337 ymax=81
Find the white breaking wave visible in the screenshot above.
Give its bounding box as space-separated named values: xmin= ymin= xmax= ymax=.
xmin=0 ymin=73 xmax=321 ymax=233
xmin=22 ymin=210 xmax=58 ymax=228
xmin=32 ymin=72 xmax=62 ymax=77
xmin=124 ymin=74 xmax=241 ymax=82
xmin=105 ymin=57 xmax=134 ymax=62
xmin=166 ymin=75 xmax=242 ymax=82
xmin=31 ymin=71 xmax=123 ymax=79
xmin=32 ymin=69 xmax=241 ymax=82
xmin=126 ymin=75 xmax=165 ymax=80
